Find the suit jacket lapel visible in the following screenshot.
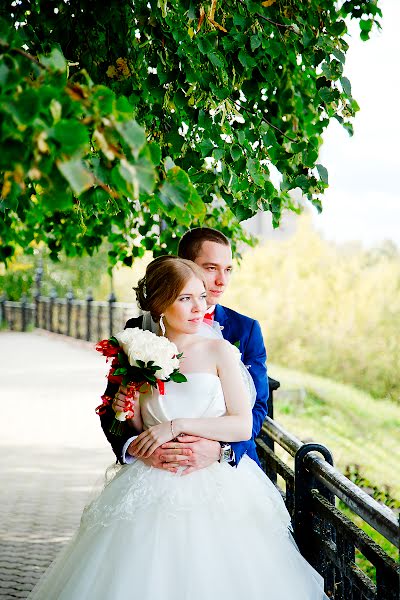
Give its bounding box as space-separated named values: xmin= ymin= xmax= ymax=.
xmin=214 ymin=304 xmax=231 ymax=341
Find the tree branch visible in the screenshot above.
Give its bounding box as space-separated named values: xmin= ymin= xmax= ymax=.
xmin=236 ymin=0 xmax=300 ymax=34
xmin=9 ymin=46 xmax=43 ymax=67
xmin=232 ymin=99 xmax=297 ymax=142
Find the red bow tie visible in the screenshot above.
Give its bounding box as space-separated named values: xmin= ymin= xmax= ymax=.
xmin=203 ymin=311 xmax=214 ymax=322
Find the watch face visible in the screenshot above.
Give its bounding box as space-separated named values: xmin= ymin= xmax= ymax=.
xmin=220 ymin=446 xmax=232 ymax=462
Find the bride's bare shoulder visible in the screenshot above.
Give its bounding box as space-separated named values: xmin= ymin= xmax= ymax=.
xmin=200 ymin=337 xmax=238 ymax=358
xmin=186 ymin=336 xmax=222 ymax=352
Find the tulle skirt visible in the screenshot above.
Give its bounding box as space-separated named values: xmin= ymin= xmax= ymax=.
xmin=28 ymin=456 xmax=328 ymax=599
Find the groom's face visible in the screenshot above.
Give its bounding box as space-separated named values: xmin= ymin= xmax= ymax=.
xmin=193 ymin=241 xmax=233 ymax=306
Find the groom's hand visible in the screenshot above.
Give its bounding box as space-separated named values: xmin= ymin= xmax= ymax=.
xmin=127 ymin=443 xmax=191 ymax=473
xmin=160 ymin=436 xmax=220 ymax=475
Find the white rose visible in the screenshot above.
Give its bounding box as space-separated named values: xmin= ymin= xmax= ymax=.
xmin=114 ymin=328 xmax=180 ymax=378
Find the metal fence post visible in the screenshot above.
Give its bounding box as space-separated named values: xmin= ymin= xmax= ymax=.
xmin=49 ymin=288 xmax=57 ymax=332
xmin=294 ymin=443 xmax=335 ymax=593
xmin=33 ymin=291 xmax=40 ymax=327
xmin=66 ymin=289 xmax=74 ymax=337
xmin=0 ymin=294 xmax=7 ymax=327
xmin=21 ymin=294 xmax=27 ymax=331
xmin=257 ymin=376 xmax=280 ymax=485
xmin=86 ymin=289 xmax=93 ymax=341
xmin=108 ymin=291 xmax=116 ymax=337
xmin=266 ymin=376 xmax=279 ymax=448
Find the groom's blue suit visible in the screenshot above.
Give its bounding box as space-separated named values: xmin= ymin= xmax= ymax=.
xmin=100 ymin=305 xmax=268 ymax=467
xmin=214 ymin=304 xmax=268 ymax=466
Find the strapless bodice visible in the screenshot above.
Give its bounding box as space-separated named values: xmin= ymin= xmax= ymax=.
xmin=140 ymin=373 xmax=226 ymax=429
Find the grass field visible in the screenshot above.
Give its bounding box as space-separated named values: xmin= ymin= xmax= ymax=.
xmin=268 ymin=363 xmax=400 ymax=500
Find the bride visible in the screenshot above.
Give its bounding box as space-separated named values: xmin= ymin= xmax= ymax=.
xmin=28 ymin=256 xmax=328 ymax=600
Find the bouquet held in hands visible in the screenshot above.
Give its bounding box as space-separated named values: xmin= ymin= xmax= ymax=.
xmin=95 ymin=327 xmax=187 ymax=433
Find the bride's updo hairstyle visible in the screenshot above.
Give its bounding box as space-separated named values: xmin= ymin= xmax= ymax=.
xmin=135 ymin=256 xmax=207 ymax=321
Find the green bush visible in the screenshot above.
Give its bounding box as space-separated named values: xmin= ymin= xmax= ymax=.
xmin=0 ymin=245 xmax=111 ymax=300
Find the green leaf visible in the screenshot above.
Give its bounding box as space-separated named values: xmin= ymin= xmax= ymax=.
xmin=115 ymin=96 xmax=134 ymax=115
xmin=233 ymin=14 xmax=247 ymax=29
xmin=197 ymin=37 xmax=213 ymax=55
xmin=169 ymin=372 xmax=188 ymax=383
xmin=316 ymin=163 xmax=329 ymax=184
xmin=117 ymin=351 xmax=128 ymax=364
xmin=56 ymin=158 xmax=94 ymax=196
xmin=159 ymin=166 xmax=191 ymax=208
xmin=52 ymin=120 xmax=90 ymax=155
xmin=198 ymin=138 xmax=215 ymax=157
xmin=340 ymin=76 xmax=352 ymax=97
xmin=263 ymin=181 xmax=277 ymax=198
xmin=250 ymin=35 xmax=261 ymax=52
xmin=0 ymin=61 xmax=10 ymax=86
xmin=39 ymin=47 xmax=67 ymax=73
xmin=360 ymin=19 xmax=373 ymax=32
xmin=113 ymin=367 xmax=127 ymax=376
xmin=230 ymin=145 xmax=242 ymax=162
xmin=318 ymin=87 xmax=339 ymax=103
xmin=93 ymin=86 xmax=116 ymax=114
xmin=330 ymin=20 xmax=347 ymax=37
xmin=332 ymin=49 xmax=346 ymax=64
xmin=137 ymin=158 xmax=157 ymax=194
xmin=115 ymin=120 xmax=146 ymax=158
xmin=208 ymin=52 xmax=224 ymax=69
xmin=238 ymin=49 xmax=256 ymax=70
xmin=8 ymin=90 xmax=39 ymax=126
xmin=146 ymin=141 xmax=161 ymax=166
xmin=271 ymin=196 xmax=281 ymax=213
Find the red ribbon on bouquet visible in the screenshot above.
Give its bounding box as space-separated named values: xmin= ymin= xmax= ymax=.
xmin=124 ymin=381 xmax=144 ymax=417
xmin=157 ymin=380 xmax=165 ymax=396
xmin=95 ymin=394 xmax=112 ymax=416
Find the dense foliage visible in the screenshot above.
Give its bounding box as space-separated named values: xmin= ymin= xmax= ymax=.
xmin=0 ymin=0 xmax=381 ymax=265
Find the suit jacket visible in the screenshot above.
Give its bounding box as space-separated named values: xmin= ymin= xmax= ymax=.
xmin=100 ymin=307 xmax=268 ymax=466
xmin=214 ymin=305 xmax=268 ymax=466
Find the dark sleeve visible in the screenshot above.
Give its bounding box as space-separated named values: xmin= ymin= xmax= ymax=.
xmin=99 ymin=382 xmax=134 ymax=464
xmin=231 ymin=319 xmax=268 ymax=465
xmin=98 ymin=316 xmax=143 ymax=463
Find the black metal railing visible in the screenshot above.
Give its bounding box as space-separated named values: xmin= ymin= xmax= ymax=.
xmin=256 ymin=418 xmax=400 ymax=600
xmin=0 ymin=292 xmax=136 ymax=342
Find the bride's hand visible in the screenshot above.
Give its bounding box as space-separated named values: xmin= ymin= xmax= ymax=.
xmin=129 ymin=422 xmax=174 ymax=458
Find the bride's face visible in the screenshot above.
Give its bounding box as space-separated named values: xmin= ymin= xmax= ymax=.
xmin=163 ymin=276 xmax=207 ymax=334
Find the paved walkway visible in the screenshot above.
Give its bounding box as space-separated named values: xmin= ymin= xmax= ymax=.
xmin=0 ymin=331 xmax=115 ymax=599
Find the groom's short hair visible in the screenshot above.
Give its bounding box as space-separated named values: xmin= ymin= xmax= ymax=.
xmin=178 ymin=227 xmax=230 ymax=262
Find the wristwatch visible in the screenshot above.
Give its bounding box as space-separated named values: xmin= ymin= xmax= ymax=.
xmin=219 ymin=442 xmax=232 ymax=463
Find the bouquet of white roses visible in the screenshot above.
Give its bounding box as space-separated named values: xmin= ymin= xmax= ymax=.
xmin=96 ymin=328 xmax=187 ymax=431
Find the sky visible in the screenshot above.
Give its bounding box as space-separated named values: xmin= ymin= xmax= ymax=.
xmin=313 ymin=0 xmax=400 ymax=248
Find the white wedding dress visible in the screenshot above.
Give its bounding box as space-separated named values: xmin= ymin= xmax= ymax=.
xmin=28 ymin=373 xmax=328 ymax=600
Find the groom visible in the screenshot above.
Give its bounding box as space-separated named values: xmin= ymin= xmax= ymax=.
xmin=100 ymin=227 xmax=269 ymax=473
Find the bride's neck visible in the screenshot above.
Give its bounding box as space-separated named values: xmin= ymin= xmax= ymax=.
xmin=162 ymin=327 xmax=192 ymax=350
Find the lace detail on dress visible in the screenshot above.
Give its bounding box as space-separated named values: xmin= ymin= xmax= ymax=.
xmin=80 ymin=456 xmax=291 ymax=540
xmin=80 ymin=461 xmax=228 ymax=530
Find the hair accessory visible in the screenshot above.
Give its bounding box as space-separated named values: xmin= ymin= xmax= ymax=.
xmin=159 ymin=314 xmax=166 ymax=336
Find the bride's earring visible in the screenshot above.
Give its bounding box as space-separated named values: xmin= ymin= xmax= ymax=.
xmin=159 ymin=314 xmax=166 ymax=336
